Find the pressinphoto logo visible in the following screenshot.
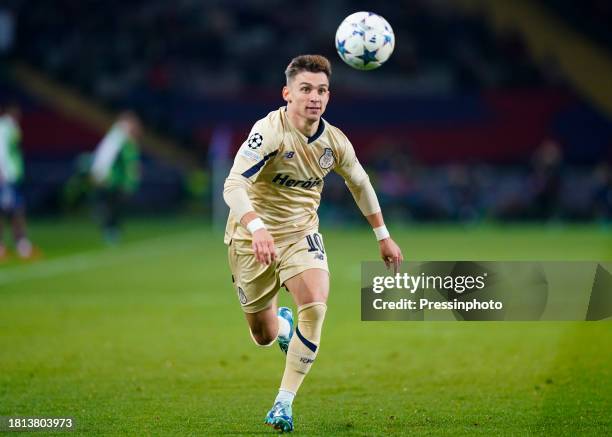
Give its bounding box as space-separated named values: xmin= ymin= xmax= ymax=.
xmin=361 ymin=261 xmax=612 ymax=321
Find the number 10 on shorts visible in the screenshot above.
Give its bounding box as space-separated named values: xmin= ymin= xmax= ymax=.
xmin=306 ymin=233 xmax=325 ymax=259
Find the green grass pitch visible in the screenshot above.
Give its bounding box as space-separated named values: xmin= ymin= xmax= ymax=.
xmin=1 ymin=219 xmax=611 ymax=435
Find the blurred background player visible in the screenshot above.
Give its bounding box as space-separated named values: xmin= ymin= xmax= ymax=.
xmin=223 ymin=55 xmax=403 ymax=433
xmin=0 ymin=103 xmax=34 ymax=260
xmin=90 ymin=111 xmax=142 ymax=243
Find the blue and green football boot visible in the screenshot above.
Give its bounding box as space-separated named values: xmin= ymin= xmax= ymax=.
xmin=264 ymin=401 xmax=293 ymax=433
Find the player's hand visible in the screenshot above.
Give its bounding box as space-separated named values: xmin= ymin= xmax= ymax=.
xmin=379 ymin=237 xmax=403 ymax=274
xmin=252 ymin=228 xmax=277 ymax=265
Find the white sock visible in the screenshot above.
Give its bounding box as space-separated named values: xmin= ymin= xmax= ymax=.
xmin=16 ymin=238 xmax=32 ymax=257
xmin=277 ymin=315 xmax=290 ymax=339
xmin=274 ymin=389 xmax=295 ymax=406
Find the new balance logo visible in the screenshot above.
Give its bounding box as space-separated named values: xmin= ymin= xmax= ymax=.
xmin=272 ymin=173 xmax=322 ymax=189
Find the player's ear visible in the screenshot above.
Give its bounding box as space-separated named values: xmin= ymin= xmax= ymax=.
xmin=282 ymin=86 xmax=291 ymax=103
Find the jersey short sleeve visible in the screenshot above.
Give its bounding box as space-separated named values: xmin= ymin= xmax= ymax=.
xmin=229 ymin=115 xmax=283 ymax=182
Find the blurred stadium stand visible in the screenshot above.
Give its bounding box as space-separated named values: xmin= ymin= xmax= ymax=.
xmin=1 ymin=0 xmax=610 ymax=221
xmin=540 ymin=0 xmax=612 ymax=50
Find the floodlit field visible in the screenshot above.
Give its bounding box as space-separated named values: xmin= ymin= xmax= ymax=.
xmin=1 ymin=219 xmax=611 ymax=435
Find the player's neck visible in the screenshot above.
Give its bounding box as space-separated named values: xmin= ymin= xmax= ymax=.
xmin=286 ymin=109 xmax=319 ymax=138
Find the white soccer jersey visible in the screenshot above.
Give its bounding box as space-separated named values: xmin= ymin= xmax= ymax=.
xmin=224 ymin=107 xmax=366 ymax=247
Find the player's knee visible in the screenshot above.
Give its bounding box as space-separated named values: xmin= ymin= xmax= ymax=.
xmin=297 ymin=302 xmax=327 ymax=337
xmin=296 ymin=302 xmax=327 ymax=353
xmin=302 ymin=289 xmax=329 ymax=304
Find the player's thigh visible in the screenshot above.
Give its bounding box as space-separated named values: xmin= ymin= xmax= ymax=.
xmin=227 ymin=241 xmax=281 ymax=314
xmin=284 ymin=268 xmax=329 ymax=306
xmin=279 ymin=231 xmax=330 ymax=305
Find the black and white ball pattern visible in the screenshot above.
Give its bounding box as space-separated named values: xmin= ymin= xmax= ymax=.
xmin=247 ymin=133 xmax=263 ymax=149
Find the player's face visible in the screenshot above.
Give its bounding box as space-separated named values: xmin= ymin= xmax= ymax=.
xmin=284 ymin=71 xmax=330 ymax=122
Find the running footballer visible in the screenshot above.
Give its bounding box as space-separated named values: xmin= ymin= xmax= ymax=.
xmin=223 ymin=54 xmax=403 ymax=433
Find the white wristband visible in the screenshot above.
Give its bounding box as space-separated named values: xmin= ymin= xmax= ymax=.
xmin=373 ymin=225 xmax=390 ymax=241
xmin=246 ymin=218 xmax=266 ymax=234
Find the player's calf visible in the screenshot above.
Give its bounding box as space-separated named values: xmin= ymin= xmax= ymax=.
xmin=264 ymin=302 xmax=326 ymax=432
xmin=246 ymin=306 xmax=280 ymax=346
xmin=249 ymin=311 xmax=293 ymax=348
xmin=284 ymin=302 xmax=326 ymax=379
xmin=275 ymin=302 xmax=327 ymax=404
xmin=249 ymin=327 xmax=277 ymax=347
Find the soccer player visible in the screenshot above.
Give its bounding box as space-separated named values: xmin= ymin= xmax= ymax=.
xmin=90 ymin=111 xmax=141 ymax=243
xmin=223 ymin=54 xmax=403 ymax=433
xmin=0 ymin=103 xmax=34 ymax=259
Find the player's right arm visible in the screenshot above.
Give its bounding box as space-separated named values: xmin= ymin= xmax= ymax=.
xmin=223 ymin=117 xmax=281 ymax=265
xmin=237 ymin=211 xmax=275 ymax=265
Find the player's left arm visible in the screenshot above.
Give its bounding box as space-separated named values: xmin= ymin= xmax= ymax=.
xmin=364 ymin=210 xmax=403 ymax=272
xmin=334 ymin=141 xmax=403 ymax=272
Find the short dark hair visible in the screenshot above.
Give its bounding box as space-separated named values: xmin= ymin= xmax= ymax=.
xmin=285 ymin=55 xmax=331 ymax=83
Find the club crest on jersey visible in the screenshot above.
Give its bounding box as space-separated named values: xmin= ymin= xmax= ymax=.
xmin=237 ymin=286 xmax=247 ymax=305
xmin=247 ymin=132 xmax=263 ymax=149
xmin=318 ymin=148 xmax=334 ymax=169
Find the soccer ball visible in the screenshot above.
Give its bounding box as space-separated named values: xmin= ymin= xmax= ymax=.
xmin=335 ymin=11 xmax=395 ymax=70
